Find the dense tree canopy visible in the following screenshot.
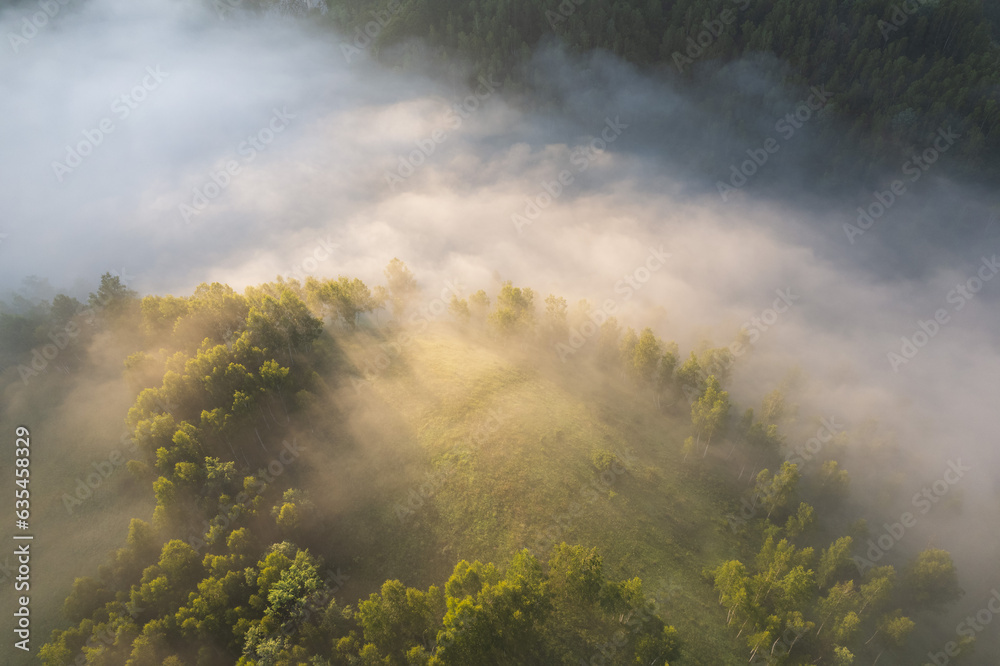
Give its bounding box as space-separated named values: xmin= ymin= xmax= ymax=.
xmin=14 ymin=266 xmax=965 ymax=665
xmin=304 ymin=0 xmax=999 ymax=186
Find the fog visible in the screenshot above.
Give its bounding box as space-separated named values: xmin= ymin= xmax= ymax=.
xmin=2 ymin=0 xmax=999 ymax=657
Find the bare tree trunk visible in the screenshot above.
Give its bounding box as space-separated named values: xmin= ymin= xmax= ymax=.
xmin=258 ymin=402 xmax=272 ymax=430
xmin=263 ymin=398 xmax=277 ymax=426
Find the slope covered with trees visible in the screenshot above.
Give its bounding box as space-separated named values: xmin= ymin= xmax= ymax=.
xmin=293 ymin=0 xmax=1000 ymax=185
xmin=0 ymin=263 xmax=969 ymax=664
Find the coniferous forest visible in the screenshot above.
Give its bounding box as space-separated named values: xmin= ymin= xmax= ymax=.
xmin=314 ymin=0 xmax=1000 ymax=184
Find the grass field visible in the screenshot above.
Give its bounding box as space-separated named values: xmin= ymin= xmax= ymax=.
xmin=310 ymin=325 xmax=750 ymax=664
xmin=2 ymin=321 xmax=760 ymax=664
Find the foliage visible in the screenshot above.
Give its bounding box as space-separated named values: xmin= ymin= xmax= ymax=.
xmin=25 ymin=270 xmax=966 ymax=666
xmin=321 ymin=0 xmax=1000 ymax=183
xmin=488 ymin=281 xmax=535 ymax=337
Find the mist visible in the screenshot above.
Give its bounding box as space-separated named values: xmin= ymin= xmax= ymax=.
xmin=2 ymin=0 xmax=999 ymax=660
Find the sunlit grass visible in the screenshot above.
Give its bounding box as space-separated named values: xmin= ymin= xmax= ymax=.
xmin=331 ymin=324 xmax=747 ymax=663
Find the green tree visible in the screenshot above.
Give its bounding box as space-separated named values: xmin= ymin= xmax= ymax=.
xmin=654 ymin=341 xmax=679 ymax=408
xmin=357 ymin=580 xmax=440 ymax=659
xmin=819 ymin=460 xmax=850 ymax=501
xmin=88 ymin=272 xmax=139 ymax=319
xmin=761 ymin=389 xmax=785 ymax=425
xmin=784 ymin=502 xmax=815 ymax=539
xmin=904 ymin=549 xmax=963 ymax=610
xmin=467 ymin=290 xmax=490 ymax=321
xmin=618 ymin=327 xmax=638 ymax=372
xmin=675 ymin=351 xmax=703 ymax=398
xmin=817 ymin=536 xmax=854 ymax=588
xmin=542 ymin=294 xmax=568 ymax=343
xmin=488 ymin=282 xmax=534 ymax=337
xmin=816 ymin=580 xmax=858 ymax=639
xmin=434 ymin=551 xmax=551 ymax=664
xmin=631 ymin=327 xmax=661 ymax=386
xmin=713 ymin=560 xmax=750 ymax=626
xmin=448 ymin=295 xmax=470 ymax=322
xmin=691 ymin=375 xmax=730 ymax=452
xmin=753 ymin=462 xmax=800 ymax=521
xmin=384 ymin=258 xmax=418 ymax=317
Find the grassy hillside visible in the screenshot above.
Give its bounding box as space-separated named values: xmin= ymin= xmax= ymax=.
xmin=8 ymin=274 xmax=964 ymax=665
xmin=317 ymin=326 xmax=752 ymax=663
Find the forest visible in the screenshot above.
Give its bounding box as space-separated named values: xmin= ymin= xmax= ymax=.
xmin=2 ymin=0 xmax=997 ymax=663
xmin=307 ymin=0 xmax=1000 ymax=187
xmin=0 ymin=265 xmax=968 ymax=664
